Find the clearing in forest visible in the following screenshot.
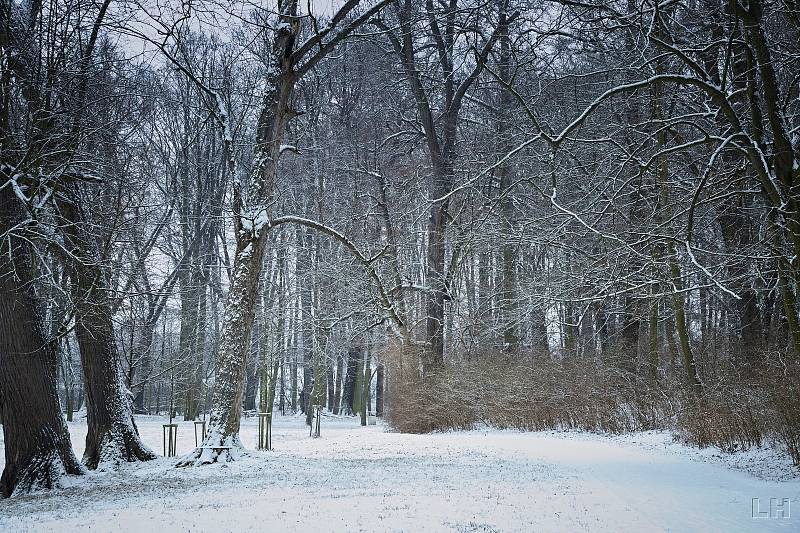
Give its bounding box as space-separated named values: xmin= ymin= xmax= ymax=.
xmin=0 ymin=415 xmax=797 ymax=532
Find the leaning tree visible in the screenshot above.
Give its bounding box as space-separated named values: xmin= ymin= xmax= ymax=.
xmin=174 ymin=0 xmax=394 ymax=465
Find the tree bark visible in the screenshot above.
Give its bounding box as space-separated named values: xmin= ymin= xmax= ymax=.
xmin=180 ymin=229 xmax=269 ymax=464
xmin=496 ymin=3 xmax=518 ymax=352
xmin=378 ymin=0 xmax=512 ymax=373
xmin=361 ymin=354 xmax=370 ymax=426
xmin=178 ymin=266 xmax=201 ymax=419
xmin=244 ymin=308 xmax=260 ymax=413
xmin=343 ymin=346 xmax=361 ymax=415
xmin=59 ymin=189 xmax=156 ymax=469
xmin=648 ymin=297 xmax=659 ymax=387
xmin=375 ymin=363 xmax=384 ymax=416
xmin=332 ymin=353 xmax=343 ymax=415
xmin=327 ymin=359 xmax=335 ymax=412
xmin=0 ymin=187 xmax=84 ymax=497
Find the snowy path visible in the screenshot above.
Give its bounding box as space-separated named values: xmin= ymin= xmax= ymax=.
xmin=0 ymin=415 xmax=798 ymax=532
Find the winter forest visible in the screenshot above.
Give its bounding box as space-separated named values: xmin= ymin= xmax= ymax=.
xmin=1 ymin=0 xmax=800 ymax=529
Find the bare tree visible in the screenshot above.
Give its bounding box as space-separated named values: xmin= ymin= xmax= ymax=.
xmin=177 ymin=0 xmax=394 ymax=464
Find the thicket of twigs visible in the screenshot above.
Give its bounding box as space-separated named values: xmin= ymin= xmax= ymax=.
xmin=385 ymin=349 xmax=800 ymax=465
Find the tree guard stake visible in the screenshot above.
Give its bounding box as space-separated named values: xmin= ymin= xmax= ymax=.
xmin=258 ymin=412 xmax=272 ymax=451
xmin=194 ymin=420 xmax=207 ymax=446
xmin=163 ymin=424 xmax=177 ymax=457
xmin=311 ymin=405 xmax=322 ymax=438
xmin=162 ymin=364 xmax=179 ymax=456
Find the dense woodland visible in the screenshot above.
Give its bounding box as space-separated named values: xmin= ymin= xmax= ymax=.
xmin=1 ymin=0 xmax=799 ymax=497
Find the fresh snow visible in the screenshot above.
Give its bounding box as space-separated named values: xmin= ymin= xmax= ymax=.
xmin=239 ymin=208 xmax=269 ymax=236
xmin=0 ymin=415 xmax=798 ymax=532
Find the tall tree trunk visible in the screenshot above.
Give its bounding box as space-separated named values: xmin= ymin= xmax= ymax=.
xmin=669 ymin=255 xmax=702 ymax=395
xmin=177 ymin=4 xmax=300 ymax=465
xmin=425 ymin=180 xmax=450 ymax=371
xmin=718 ymin=200 xmax=762 ymax=360
xmin=361 ymin=353 xmax=370 ymax=426
xmin=60 ymin=341 xmax=78 ymax=422
xmin=298 ymin=227 xmax=314 ymax=423
xmin=382 ymin=0 xmax=510 ymax=373
xmin=648 ymin=297 xmax=659 ymax=387
xmin=59 ymin=190 xmax=156 ymax=469
xmin=279 ymin=360 xmax=286 ymax=415
xmin=275 ymin=243 xmax=287 ymax=415
xmin=653 ymin=72 xmax=702 ymax=395
xmin=327 ymin=359 xmax=335 ymax=411
xmin=176 ymin=125 xmax=200 ymax=421
xmin=497 ymin=4 xmax=517 ymax=352
xmin=619 ymin=299 xmax=640 ymax=372
xmin=332 ymin=353 xmax=343 ymax=415
xmin=178 ymin=267 xmax=200 ymax=420
xmin=190 ymin=274 xmax=208 ymax=419
xmin=178 ymin=227 xmax=270 ymax=464
xmin=0 ymin=188 xmax=84 ymax=497
xmin=375 ymin=362 xmax=384 ymax=416
xmin=743 ymin=0 xmax=800 ymax=355
xmin=132 ymin=320 xmax=156 ymax=414
xmin=343 ymin=346 xmax=360 ymax=415
xmin=244 ymin=305 xmax=261 ymax=413
xmin=291 ymin=347 xmax=298 ymax=412
xmin=529 ymin=248 xmax=550 ymax=355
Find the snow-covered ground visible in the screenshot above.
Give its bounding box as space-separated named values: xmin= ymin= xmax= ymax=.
xmin=0 ymin=414 xmax=798 ymax=532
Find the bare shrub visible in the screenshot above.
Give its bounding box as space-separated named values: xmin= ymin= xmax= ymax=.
xmin=385 ymin=350 xmax=672 ymax=435
xmin=385 ymin=348 xmax=800 ymax=466
xmin=676 ymin=391 xmax=764 ymax=453
xmin=674 ymin=353 xmax=800 ymax=464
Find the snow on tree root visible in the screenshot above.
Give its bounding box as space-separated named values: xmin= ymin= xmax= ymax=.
xmin=2 ymin=448 xmax=85 ymax=498
xmin=88 ymin=427 xmax=158 ymax=471
xmin=175 ymin=433 xmax=246 ymax=467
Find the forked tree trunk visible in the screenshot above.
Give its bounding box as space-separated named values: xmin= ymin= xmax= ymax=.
xmin=176 ymin=0 xmax=391 ymax=465
xmin=59 ymin=190 xmax=156 ymax=469
xmin=0 ymin=187 xmax=84 ymax=497
xmin=381 ymin=0 xmax=513 ymax=374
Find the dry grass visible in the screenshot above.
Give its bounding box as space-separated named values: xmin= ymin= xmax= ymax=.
xmin=385 ymin=351 xmax=669 ymax=434
xmin=384 ymin=348 xmax=800 ymax=465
